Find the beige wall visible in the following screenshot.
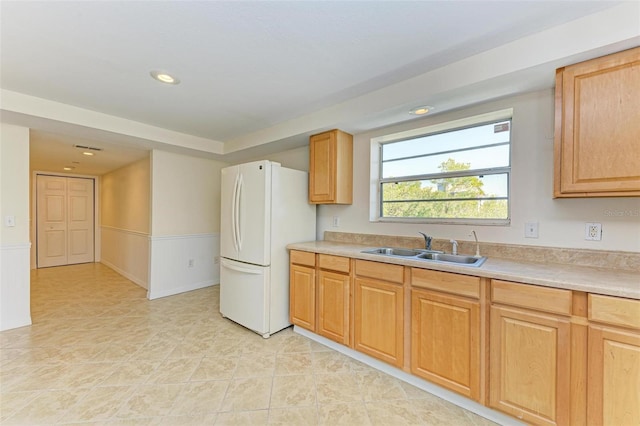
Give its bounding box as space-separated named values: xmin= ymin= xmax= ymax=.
xmin=267 ymin=90 xmax=640 ymax=252
xmin=101 ymin=157 xmax=151 ymax=233
xmin=150 ymin=150 xmax=227 ymax=236
xmin=0 ymin=123 xmax=30 ymax=245
xmin=0 ymin=123 xmax=32 ymax=331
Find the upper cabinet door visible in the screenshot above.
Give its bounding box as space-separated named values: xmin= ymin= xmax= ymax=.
xmin=309 ymin=129 xmax=353 ymax=204
xmin=554 ymin=47 xmax=640 ymax=197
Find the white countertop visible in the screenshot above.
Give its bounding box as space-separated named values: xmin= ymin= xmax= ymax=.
xmin=287 ymin=240 xmax=640 ymax=300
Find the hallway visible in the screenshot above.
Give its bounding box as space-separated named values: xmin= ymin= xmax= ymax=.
xmin=0 ymin=264 xmax=493 ymax=425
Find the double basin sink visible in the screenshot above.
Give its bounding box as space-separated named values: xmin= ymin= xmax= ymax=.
xmin=362 ymin=247 xmax=487 ymax=267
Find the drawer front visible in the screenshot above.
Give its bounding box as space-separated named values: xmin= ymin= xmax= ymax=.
xmin=589 ymin=294 xmax=640 ymax=329
xmin=411 ymin=268 xmax=480 ymax=299
xmin=355 ymin=260 xmax=404 ymax=284
xmin=290 ymin=250 xmax=316 ymax=267
xmin=318 ymin=254 xmax=350 ymax=273
xmin=492 ymin=280 xmax=572 ymax=316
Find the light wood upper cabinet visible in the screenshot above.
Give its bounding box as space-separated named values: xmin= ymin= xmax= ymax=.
xmin=317 ymin=255 xmax=351 ymax=345
xmin=309 ymin=129 xmax=353 ymax=204
xmin=289 ymin=251 xmax=316 ymax=331
xmin=489 ymin=280 xmax=572 ymax=426
xmin=554 ymin=47 xmax=640 ymax=197
xmin=587 ymin=294 xmax=640 ymax=426
xmin=354 ymin=260 xmax=404 ymax=367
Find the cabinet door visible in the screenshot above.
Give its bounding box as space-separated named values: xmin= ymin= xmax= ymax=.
xmin=489 ymin=305 xmax=571 ymax=426
xmin=588 ymin=325 xmax=640 ymax=426
xmin=309 ymin=131 xmax=335 ymax=203
xmin=411 ymin=289 xmax=480 ymax=401
xmin=354 ymin=277 xmax=403 ymax=367
xmin=318 ymin=270 xmax=350 ymax=345
xmin=557 ymin=47 xmax=640 ymax=195
xmin=289 ymin=264 xmax=316 ymax=331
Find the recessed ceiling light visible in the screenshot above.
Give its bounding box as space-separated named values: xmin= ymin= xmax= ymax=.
xmin=83 ymin=152 xmax=94 ymax=156
xmin=63 ymin=167 xmax=73 ymax=171
xmin=410 ymin=106 xmax=435 ymax=115
xmin=150 ymin=70 xmax=180 ymax=85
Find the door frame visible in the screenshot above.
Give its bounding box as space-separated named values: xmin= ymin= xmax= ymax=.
xmin=31 ymin=171 xmax=101 ymax=269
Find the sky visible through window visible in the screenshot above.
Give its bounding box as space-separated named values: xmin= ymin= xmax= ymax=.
xmin=382 ymin=121 xmax=510 ymax=196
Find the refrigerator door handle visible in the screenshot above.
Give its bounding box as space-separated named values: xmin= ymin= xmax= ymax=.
xmin=231 ymin=173 xmax=239 ymax=252
xmin=236 ymin=174 xmax=243 ymax=251
xmin=221 ymin=258 xmax=262 ymax=275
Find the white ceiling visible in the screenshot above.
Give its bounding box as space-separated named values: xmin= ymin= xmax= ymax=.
xmin=0 ymin=1 xmax=637 ymax=174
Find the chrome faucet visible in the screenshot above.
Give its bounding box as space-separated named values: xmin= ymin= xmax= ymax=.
xmin=470 ymin=230 xmax=480 ymax=257
xmin=450 ymin=239 xmax=458 ymax=255
xmin=418 ymin=232 xmax=432 ymax=250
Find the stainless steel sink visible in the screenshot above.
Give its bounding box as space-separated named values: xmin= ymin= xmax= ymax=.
xmin=416 ymin=252 xmax=487 ymax=267
xmin=362 ymin=247 xmax=422 ymax=257
xmin=361 ymin=247 xmax=486 ymax=267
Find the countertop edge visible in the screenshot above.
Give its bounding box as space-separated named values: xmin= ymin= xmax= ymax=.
xmin=287 ymin=241 xmax=640 ymax=300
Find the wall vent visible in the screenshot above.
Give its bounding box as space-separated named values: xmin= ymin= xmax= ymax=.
xmin=74 ymin=144 xmax=103 ymax=151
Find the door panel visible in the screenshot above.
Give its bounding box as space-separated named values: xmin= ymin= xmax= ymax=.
xmin=220 ymin=258 xmax=269 ymax=336
xmin=37 ymin=175 xmax=94 ymax=267
xmin=37 ymin=176 xmax=67 ymax=267
xmin=67 ymin=178 xmax=94 ymax=264
xmin=237 ymin=161 xmax=270 ymax=266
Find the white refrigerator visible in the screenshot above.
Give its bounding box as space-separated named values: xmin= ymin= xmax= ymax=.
xmin=219 ymin=160 xmax=316 ymax=338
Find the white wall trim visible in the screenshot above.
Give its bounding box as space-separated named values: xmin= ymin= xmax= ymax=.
xmin=294 ymin=326 xmax=524 ymax=426
xmin=1 ymin=243 xmax=32 ymax=250
xmin=1 ymin=243 xmax=32 ymax=331
xmin=148 ymin=232 xmax=220 ymax=300
xmin=100 ymin=260 xmax=148 ymax=289
xmin=100 ymin=225 xmax=149 ymax=238
xmin=100 ymin=226 xmax=149 ymax=289
xmin=149 ymin=232 xmax=218 ymax=241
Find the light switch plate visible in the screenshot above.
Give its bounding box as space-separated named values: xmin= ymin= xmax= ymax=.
xmin=5 ymin=215 xmax=15 ymax=227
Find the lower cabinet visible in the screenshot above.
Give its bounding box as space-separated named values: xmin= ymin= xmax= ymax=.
xmin=289 ymin=250 xmax=316 ymax=331
xmin=354 ymin=260 xmax=405 ymax=368
xmin=317 ymin=255 xmax=350 ymax=345
xmin=411 ymin=288 xmax=481 ymax=401
xmin=587 ymin=294 xmax=640 ymax=426
xmin=489 ymin=280 xmax=572 ymax=426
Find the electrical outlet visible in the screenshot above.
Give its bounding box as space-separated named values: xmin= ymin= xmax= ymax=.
xmin=332 ymin=216 xmax=340 ymax=227
xmin=524 ymin=222 xmax=539 ymax=238
xmin=585 ymin=223 xmax=602 ymax=241
xmin=188 ymin=259 xmax=195 ymax=268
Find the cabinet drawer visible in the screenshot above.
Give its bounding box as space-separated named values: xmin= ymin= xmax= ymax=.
xmin=290 ymin=250 xmax=315 ymax=267
xmin=412 ymin=268 xmax=480 ymax=299
xmin=589 ymin=294 xmax=640 ymax=329
xmin=355 ymin=260 xmax=404 ymax=284
xmin=319 ymin=254 xmax=350 ymax=273
xmin=491 ymin=280 xmax=572 ymax=315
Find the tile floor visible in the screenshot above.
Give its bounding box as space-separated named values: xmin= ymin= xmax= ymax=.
xmin=1 ymin=263 xmax=496 ymax=425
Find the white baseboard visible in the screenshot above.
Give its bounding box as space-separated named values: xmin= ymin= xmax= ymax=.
xmin=148 ymin=280 xmax=215 ymax=300
xmin=293 ymin=326 xmax=524 ymax=426
xmin=100 ymin=259 xmax=148 ymax=290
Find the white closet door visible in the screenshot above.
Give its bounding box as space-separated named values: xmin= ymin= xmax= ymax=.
xmin=37 ymin=175 xmax=94 ymax=268
xmin=67 ymin=178 xmax=94 ymax=265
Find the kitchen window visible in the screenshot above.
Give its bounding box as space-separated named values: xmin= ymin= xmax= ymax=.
xmin=370 ymin=109 xmax=512 ymax=225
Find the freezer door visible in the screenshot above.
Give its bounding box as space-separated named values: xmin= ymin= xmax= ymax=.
xmin=220 ymin=165 xmax=240 ymax=260
xmin=236 ymin=161 xmax=271 ymax=266
xmin=219 ymin=258 xmax=269 ymax=337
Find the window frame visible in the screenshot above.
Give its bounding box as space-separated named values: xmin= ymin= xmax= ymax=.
xmin=370 ymin=109 xmax=513 ymax=225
